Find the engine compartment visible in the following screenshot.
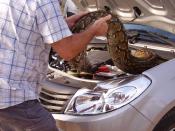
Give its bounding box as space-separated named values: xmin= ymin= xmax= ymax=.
xmin=49 ymin=43 xmax=124 ymax=80
xmin=48 ymin=25 xmax=175 ymax=83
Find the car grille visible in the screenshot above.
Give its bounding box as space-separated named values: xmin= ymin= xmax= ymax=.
xmin=39 ymin=88 xmax=74 ymax=113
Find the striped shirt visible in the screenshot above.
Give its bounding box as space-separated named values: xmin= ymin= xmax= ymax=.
xmin=0 ymin=0 xmax=72 ymax=109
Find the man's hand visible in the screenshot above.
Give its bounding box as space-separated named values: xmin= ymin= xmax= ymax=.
xmin=89 ymin=15 xmax=112 ymax=36
xmin=66 ymin=11 xmax=89 ymax=29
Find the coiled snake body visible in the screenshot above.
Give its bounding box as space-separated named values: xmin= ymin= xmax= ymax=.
xmin=71 ymin=10 xmax=166 ymax=74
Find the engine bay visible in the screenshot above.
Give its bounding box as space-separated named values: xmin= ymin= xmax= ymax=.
xmin=48 ymin=26 xmax=175 ymax=83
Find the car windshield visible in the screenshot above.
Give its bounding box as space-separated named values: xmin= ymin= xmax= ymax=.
xmin=124 ymin=24 xmax=175 ymax=45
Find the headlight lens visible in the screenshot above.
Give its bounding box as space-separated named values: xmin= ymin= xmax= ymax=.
xmin=65 ymin=75 xmax=151 ymax=115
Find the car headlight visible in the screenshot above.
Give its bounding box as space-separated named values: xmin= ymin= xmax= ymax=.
xmin=64 ymin=75 xmax=151 ymax=115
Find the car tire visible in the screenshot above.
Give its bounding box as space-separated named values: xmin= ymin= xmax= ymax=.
xmin=153 ymin=108 xmax=175 ymax=131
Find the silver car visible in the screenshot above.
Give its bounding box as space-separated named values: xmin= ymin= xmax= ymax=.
xmin=39 ymin=0 xmax=175 ymax=131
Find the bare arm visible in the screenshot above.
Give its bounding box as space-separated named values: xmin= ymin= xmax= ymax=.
xmin=51 ymin=15 xmax=111 ymax=61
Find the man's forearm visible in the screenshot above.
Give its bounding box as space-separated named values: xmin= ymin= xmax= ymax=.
xmin=51 ymin=27 xmax=96 ymax=61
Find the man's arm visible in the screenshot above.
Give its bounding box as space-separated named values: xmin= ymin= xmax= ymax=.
xmin=51 ymin=15 xmax=111 ymax=61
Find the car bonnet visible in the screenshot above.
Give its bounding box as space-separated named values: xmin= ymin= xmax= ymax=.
xmin=72 ymin=0 xmax=175 ymax=34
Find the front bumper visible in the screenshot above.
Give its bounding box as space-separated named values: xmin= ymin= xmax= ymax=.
xmin=53 ymin=104 xmax=152 ymax=131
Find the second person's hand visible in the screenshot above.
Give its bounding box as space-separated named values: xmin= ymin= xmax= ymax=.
xmin=89 ymin=15 xmax=112 ymax=36
xmin=66 ymin=11 xmax=89 ymax=29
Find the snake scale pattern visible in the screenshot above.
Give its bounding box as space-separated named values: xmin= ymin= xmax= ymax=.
xmin=71 ymin=10 xmax=166 ymax=74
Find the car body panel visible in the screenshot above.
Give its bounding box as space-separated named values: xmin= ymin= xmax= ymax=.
xmin=53 ymin=104 xmax=152 ymax=131
xmin=131 ymin=58 xmax=175 ymax=126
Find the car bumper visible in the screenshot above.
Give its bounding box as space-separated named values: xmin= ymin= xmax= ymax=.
xmin=52 ymin=104 xmax=153 ymax=131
